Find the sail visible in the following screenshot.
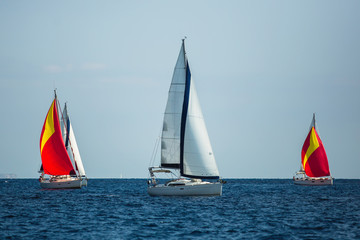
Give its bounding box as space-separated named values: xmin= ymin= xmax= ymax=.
xmin=161 ymin=40 xmax=220 ymax=179
xmin=60 ymin=105 xmax=67 ymax=145
xmin=40 ymin=99 xmax=76 ymax=176
xmin=180 ymin=62 xmax=219 ymax=179
xmin=160 ymin=42 xmax=186 ymax=168
xmin=301 ymin=114 xmax=330 ymax=177
xmin=64 ymin=105 xmax=86 ymax=177
xmin=62 ymin=103 xmax=70 ymax=149
xmin=60 ymin=103 xmax=77 ymax=172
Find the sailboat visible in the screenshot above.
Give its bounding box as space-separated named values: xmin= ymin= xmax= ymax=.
xmin=147 ymin=40 xmax=223 ymax=196
xmin=39 ymin=90 xmax=87 ymax=189
xmin=293 ymin=113 xmax=333 ymax=185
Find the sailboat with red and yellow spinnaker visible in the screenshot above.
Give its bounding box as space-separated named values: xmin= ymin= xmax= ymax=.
xmin=39 ymin=90 xmax=87 ymax=189
xmin=294 ymin=113 xmax=333 ymax=185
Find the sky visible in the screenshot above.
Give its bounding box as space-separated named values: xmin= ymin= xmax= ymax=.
xmin=1 ymin=1 xmax=359 ymax=179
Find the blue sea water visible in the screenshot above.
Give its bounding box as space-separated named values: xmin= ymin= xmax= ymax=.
xmin=1 ymin=179 xmax=360 ymax=239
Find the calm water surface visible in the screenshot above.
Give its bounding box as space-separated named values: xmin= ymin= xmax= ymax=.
xmin=1 ymin=179 xmax=359 ymax=239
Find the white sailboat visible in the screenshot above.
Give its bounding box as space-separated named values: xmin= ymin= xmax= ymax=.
xmin=147 ymin=40 xmax=223 ymax=196
xmin=39 ymin=91 xmax=87 ymax=189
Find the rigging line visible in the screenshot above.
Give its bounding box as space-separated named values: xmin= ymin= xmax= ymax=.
xmin=149 ymin=137 xmax=158 ymax=168
xmin=149 ymin=135 xmax=160 ymax=168
xmin=149 ymin=126 xmax=162 ymax=168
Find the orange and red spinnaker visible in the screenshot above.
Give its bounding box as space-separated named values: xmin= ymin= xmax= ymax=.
xmin=39 ymin=99 xmax=75 ymax=176
xmin=301 ymin=127 xmax=330 ymax=177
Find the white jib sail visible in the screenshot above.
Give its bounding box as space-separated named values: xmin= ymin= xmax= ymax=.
xmin=63 ymin=104 xmax=86 ymax=177
xmin=161 ymin=43 xmax=186 ymax=168
xmin=183 ymin=79 xmax=219 ymax=178
xmin=67 ymin=121 xmax=86 ymax=177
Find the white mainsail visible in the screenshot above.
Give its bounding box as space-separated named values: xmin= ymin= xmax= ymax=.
xmin=160 ymin=40 xmax=219 ymax=179
xmin=161 ymin=43 xmax=186 ymax=168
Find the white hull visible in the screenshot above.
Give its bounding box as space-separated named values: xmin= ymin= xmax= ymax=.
xmin=40 ymin=178 xmax=83 ymax=189
xmin=294 ymin=177 xmax=333 ymax=186
xmin=148 ymin=182 xmax=222 ymax=196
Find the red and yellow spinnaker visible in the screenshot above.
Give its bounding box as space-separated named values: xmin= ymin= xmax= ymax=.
xmin=40 ymin=99 xmax=75 ymax=176
xmin=301 ymin=126 xmax=330 ymax=177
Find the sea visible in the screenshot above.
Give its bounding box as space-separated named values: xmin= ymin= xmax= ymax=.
xmin=1 ymin=179 xmax=359 ymax=240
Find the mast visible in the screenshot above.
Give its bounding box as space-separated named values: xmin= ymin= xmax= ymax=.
xmin=182 ymin=38 xmax=186 ymax=60
xmin=180 ymin=38 xmax=190 ymax=177
xmin=309 ymin=113 xmax=316 ymax=131
xmin=313 ymin=113 xmax=316 ymax=131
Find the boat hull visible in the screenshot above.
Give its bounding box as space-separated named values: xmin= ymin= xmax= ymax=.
xmin=148 ymin=182 xmax=222 ymax=196
xmin=294 ymin=177 xmax=333 ymax=186
xmin=40 ymin=178 xmax=83 ymax=189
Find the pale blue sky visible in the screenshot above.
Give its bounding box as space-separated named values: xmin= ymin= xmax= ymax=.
xmin=1 ymin=1 xmax=359 ymax=178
